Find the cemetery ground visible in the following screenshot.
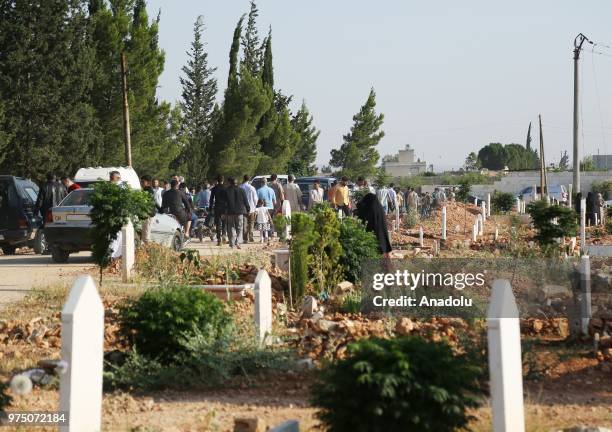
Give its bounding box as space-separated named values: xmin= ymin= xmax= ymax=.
xmin=0 ymin=201 xmax=611 ymax=431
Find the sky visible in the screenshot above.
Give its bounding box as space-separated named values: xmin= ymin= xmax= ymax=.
xmin=147 ymin=0 xmax=612 ymax=172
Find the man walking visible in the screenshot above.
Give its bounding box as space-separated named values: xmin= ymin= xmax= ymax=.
xmin=308 ymin=179 xmax=324 ymax=210
xmin=140 ymin=175 xmax=159 ymax=242
xmin=240 ymin=175 xmax=258 ymax=243
xmin=161 ymin=180 xmax=192 ymax=237
xmin=35 ymin=173 xmax=67 ymax=220
xmin=209 ymin=176 xmax=227 ymax=246
xmin=376 ymin=183 xmax=389 ymax=214
xmin=333 ymin=176 xmax=351 ymax=216
xmin=283 ymin=175 xmax=303 ymax=213
xmin=257 ymin=178 xmax=276 ymax=238
xmin=269 ymin=174 xmax=284 ymax=214
xmin=225 ymin=177 xmax=250 ymax=249
xmin=152 ymin=179 xmax=163 ymax=208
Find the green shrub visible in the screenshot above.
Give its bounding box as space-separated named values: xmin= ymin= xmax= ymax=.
xmin=311 ymin=337 xmax=484 ymax=432
xmin=273 ymin=214 xmax=288 ymax=241
xmin=119 ymin=285 xmax=231 ymax=363
xmin=310 ymin=204 xmax=343 ymax=295
xmin=340 ymin=291 xmax=362 ymax=314
xmin=492 ymin=191 xmax=515 ymax=213
xmin=290 ymin=213 xmax=317 ymax=299
xmin=591 ymin=180 xmax=612 ymax=195
xmin=105 ymin=325 xmax=292 ymax=391
xmin=456 ymin=177 xmax=472 ymax=202
xmin=0 ymin=381 xmax=11 ymax=412
xmin=339 ymin=218 xmax=379 ymax=282
xmin=527 ymin=200 xmax=578 ymax=247
xmin=90 ymin=182 xmax=153 ymax=282
xmin=403 ymin=208 xmax=419 ymax=229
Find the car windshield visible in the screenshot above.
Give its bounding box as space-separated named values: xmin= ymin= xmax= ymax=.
xmin=60 ymin=189 xmax=92 ymax=206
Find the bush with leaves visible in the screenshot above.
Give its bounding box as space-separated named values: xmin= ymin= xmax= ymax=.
xmin=273 ymin=213 xmax=288 ymax=241
xmin=90 ymin=182 xmax=154 ymax=280
xmin=456 ymin=177 xmax=473 ymax=202
xmin=403 ymin=208 xmax=419 ymax=229
xmin=290 ymin=213 xmax=317 ymax=299
xmin=527 ymin=199 xmax=578 ymax=247
xmin=311 ymin=337 xmax=484 ymax=432
xmin=338 ymin=217 xmax=379 ymax=282
xmin=310 ymin=204 xmax=343 ymax=294
xmin=119 ymin=285 xmax=231 ymax=363
xmin=492 ymin=191 xmax=515 ymax=213
xmin=105 ymin=324 xmax=292 ymax=391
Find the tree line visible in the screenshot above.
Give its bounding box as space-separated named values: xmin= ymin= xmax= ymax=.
xmin=0 ymin=0 xmax=387 ymax=184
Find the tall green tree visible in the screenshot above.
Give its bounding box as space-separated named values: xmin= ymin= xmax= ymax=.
xmin=175 ymin=16 xmax=217 ymax=185
xmin=241 ymin=0 xmax=261 ymax=76
xmin=330 ymin=88 xmax=384 ymax=179
xmin=477 ymin=142 xmax=538 ymax=171
xmin=288 ymin=101 xmax=320 ymax=176
xmin=88 ymin=0 xmax=177 ymax=178
xmin=0 ymin=101 xmax=9 ymax=167
xmin=0 ymin=0 xmax=100 ymax=180
xmin=228 ymin=15 xmax=244 ymax=87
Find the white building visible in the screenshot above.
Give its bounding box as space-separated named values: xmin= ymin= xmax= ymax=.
xmin=382 ymin=145 xmax=427 ymax=177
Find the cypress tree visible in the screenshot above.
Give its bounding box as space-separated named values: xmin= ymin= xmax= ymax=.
xmin=330 ymin=88 xmax=384 ymax=179
xmin=242 ymin=0 xmax=262 ymax=76
xmin=0 ymin=0 xmax=100 ymax=180
xmin=288 ymin=101 xmax=320 ymax=176
xmin=261 ymin=28 xmax=274 ymax=87
xmin=175 ymin=16 xmax=218 ymax=185
xmin=228 ymin=15 xmax=244 ymax=87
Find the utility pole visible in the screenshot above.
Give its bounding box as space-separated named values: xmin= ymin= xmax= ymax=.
xmin=120 ymin=51 xmax=132 ymax=167
xmin=572 ymin=33 xmax=592 ymax=195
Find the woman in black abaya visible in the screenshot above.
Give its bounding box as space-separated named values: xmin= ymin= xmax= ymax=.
xmin=355 ymin=192 xmax=392 ymax=257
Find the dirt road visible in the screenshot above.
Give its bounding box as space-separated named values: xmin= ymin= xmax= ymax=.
xmin=0 ymin=251 xmax=95 ymax=309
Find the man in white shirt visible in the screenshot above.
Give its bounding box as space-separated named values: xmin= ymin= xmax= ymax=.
xmin=377 ymin=185 xmax=389 ymax=214
xmin=308 ymin=179 xmax=324 ymax=210
xmin=283 ymin=174 xmax=303 ymax=213
xmin=152 ymin=179 xmax=163 ymax=208
xmin=240 ymin=174 xmax=258 ymax=243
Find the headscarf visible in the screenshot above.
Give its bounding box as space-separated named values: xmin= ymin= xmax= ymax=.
xmin=356 ymin=192 xmax=392 ymax=254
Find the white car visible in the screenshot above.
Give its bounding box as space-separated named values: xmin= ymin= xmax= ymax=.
xmin=517 ymin=185 xmax=568 ymax=204
xmin=250 ymin=175 xmax=288 ymax=190
xmin=44 ymin=188 xmax=183 ymax=263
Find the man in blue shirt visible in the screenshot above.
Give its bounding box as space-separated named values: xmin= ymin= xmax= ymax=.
xmin=240 ymin=175 xmax=258 ymax=243
xmin=195 ymin=182 xmax=211 ymax=208
xmin=256 ymin=178 xmax=276 ymax=237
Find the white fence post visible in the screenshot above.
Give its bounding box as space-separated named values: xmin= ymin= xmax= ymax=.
xmin=60 ymin=275 xmax=104 ymax=432
xmin=441 ymin=206 xmax=447 ymax=240
xmin=121 ymin=220 xmax=135 ymax=282
xmin=254 ymin=269 xmax=272 ymax=344
xmin=580 ymin=198 xmax=586 ymax=255
xmin=488 ymin=279 xmax=525 ymax=432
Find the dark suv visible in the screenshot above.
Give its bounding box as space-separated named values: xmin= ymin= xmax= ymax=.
xmin=0 ymin=176 xmax=43 ymax=255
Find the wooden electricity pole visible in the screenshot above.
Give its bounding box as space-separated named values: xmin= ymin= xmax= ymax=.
xmin=120 ymin=51 xmax=132 ymax=167
xmin=539 ymin=114 xmax=548 ymax=198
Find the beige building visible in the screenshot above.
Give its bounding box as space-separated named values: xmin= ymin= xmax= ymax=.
xmin=382 ymin=145 xmax=427 ymax=177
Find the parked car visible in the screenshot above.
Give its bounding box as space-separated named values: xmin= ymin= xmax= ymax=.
xmin=517 ymin=185 xmax=568 ymax=204
xmin=0 ymin=176 xmax=45 ymax=255
xmin=295 ymin=176 xmax=336 ymax=208
xmin=250 ymin=175 xmax=288 ymax=190
xmin=44 ymin=188 xmax=183 ymax=263
xmin=74 ymin=166 xmax=141 ymax=190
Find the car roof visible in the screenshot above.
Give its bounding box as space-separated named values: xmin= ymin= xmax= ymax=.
xmin=74 ymin=166 xmax=141 ymax=190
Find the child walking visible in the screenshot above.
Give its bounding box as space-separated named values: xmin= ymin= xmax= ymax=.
xmin=255 ymin=199 xmax=272 ymax=243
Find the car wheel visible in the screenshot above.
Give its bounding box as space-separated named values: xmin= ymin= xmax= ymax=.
xmin=1 ymin=245 xmax=17 ymax=255
xmin=171 ymin=231 xmax=183 ymax=252
xmin=33 ymin=229 xmax=48 ymax=254
xmin=50 ymin=246 xmax=70 ymax=263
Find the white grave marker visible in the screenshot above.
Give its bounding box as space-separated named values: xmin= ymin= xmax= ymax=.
xmin=419 ymin=226 xmax=424 ymax=247
xmin=487 ymin=279 xmax=525 ymax=432
xmin=282 ymin=200 xmax=292 ymax=239
xmin=60 ymin=275 xmax=104 ymax=432
xmin=254 ymin=269 xmax=273 ymax=344
xmin=472 ymin=223 xmax=478 ymax=242
xmin=568 ymin=184 xmax=573 ymax=208
xmin=477 ymin=214 xmax=484 ymax=236
xmin=494 ymin=228 xmax=499 ymax=241
xmin=487 ymin=193 xmax=491 ymax=216
xmin=441 ymin=206 xmax=447 ymax=240
xmin=516 ymin=197 xmax=521 ymax=214
xmin=121 ymin=220 xmax=135 ymax=282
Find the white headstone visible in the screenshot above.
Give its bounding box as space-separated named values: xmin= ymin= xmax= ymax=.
xmin=516 ymin=197 xmax=521 ymax=214
xmin=419 ymin=226 xmax=424 ymax=247
xmin=521 ymin=200 xmax=526 ymax=214
xmin=487 ymin=193 xmax=491 ymax=216
xmin=487 ymin=279 xmax=525 ymax=432
xmin=580 ymin=198 xmax=586 ymax=255
xmin=494 ymin=228 xmax=499 ymax=241
xmin=481 ymin=202 xmax=487 ymax=223
xmin=441 ymin=206 xmax=447 ymax=240
xmin=60 ymin=276 xmax=104 ymax=432
xmin=254 ymin=269 xmax=273 ymax=344
xmin=472 ymin=223 xmax=478 ymax=242
xmin=121 ymin=220 xmax=135 ymax=283
xmin=282 ymin=200 xmax=292 ymax=239
xmin=474 ymin=196 xmax=478 ymax=206
xmin=477 ymin=214 xmax=484 ymax=236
